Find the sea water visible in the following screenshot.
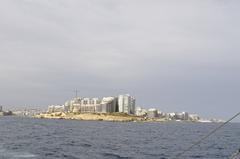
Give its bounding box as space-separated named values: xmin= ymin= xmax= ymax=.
xmin=0 ymin=117 xmax=239 ymax=159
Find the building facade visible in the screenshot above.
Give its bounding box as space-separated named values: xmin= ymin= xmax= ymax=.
xmin=47 ymin=105 xmax=65 ymax=113
xmin=62 ymin=96 xmax=117 ymax=114
xmin=48 ymin=94 xmax=135 ymax=115
xmin=147 ymin=108 xmax=158 ymax=118
xmin=135 ymin=107 xmax=147 ymax=116
xmin=118 ymin=94 xmax=136 ymax=115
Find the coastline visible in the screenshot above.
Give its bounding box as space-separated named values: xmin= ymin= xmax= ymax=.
xmin=35 ymin=112 xmax=139 ymax=122
xmin=34 ymin=113 xmax=225 ymax=123
xmin=0 ymin=111 xmax=13 ymax=116
xmin=34 ymin=112 xmax=167 ymax=122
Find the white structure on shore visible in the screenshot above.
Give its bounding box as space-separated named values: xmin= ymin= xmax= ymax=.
xmin=118 ymin=94 xmax=136 ymax=115
xmin=97 ymin=97 xmax=118 ymax=113
xmin=135 ymin=107 xmax=147 ymax=116
xmin=175 ymin=112 xmax=189 ymax=120
xmin=47 ymin=94 xmax=136 ymax=115
xmin=189 ymin=114 xmax=200 ymax=121
xmin=63 ymin=97 xmax=117 ymax=114
xmin=147 ymin=108 xmax=158 ymax=118
xmin=48 ymin=105 xmax=65 ymax=113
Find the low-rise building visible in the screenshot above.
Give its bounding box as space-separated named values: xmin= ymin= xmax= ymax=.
xmin=147 ymin=108 xmax=158 ymax=118
xmin=189 ymin=114 xmax=200 ymax=121
xmin=166 ymin=113 xmax=176 ymax=120
xmin=175 ymin=112 xmax=189 ymax=120
xmin=47 ymin=105 xmax=65 ymax=113
xmin=135 ymin=107 xmax=147 ymax=116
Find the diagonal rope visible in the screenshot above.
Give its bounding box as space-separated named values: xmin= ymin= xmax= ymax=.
xmin=229 ymin=149 xmax=240 ymax=159
xmin=174 ymin=112 xmax=240 ymax=159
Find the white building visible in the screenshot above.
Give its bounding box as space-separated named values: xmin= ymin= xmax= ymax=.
xmin=167 ymin=113 xmax=176 ymax=120
xmin=48 ymin=94 xmax=136 ymax=114
xmin=189 ymin=114 xmax=200 ymax=121
xmin=63 ymin=96 xmax=117 ymax=113
xmin=118 ymin=94 xmax=136 ymax=115
xmin=135 ymin=107 xmax=147 ymax=116
xmin=47 ymin=105 xmax=65 ymax=113
xmin=147 ymin=108 xmax=158 ymax=118
xmin=97 ymin=97 xmax=117 ymax=113
xmin=175 ymin=112 xmax=189 ymax=120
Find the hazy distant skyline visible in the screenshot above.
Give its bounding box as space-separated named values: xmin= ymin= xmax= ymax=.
xmin=0 ymin=0 xmax=240 ymax=121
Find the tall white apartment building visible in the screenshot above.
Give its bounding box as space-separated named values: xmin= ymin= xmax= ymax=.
xmin=118 ymin=94 xmax=136 ymax=115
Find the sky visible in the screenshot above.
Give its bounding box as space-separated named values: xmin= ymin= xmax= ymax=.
xmin=0 ymin=0 xmax=240 ymax=121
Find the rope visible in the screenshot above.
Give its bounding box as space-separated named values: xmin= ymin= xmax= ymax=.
xmin=229 ymin=149 xmax=240 ymax=159
xmin=174 ymin=112 xmax=240 ymax=159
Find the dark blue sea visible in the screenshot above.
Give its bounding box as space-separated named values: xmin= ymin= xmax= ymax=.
xmin=0 ymin=117 xmax=239 ymax=159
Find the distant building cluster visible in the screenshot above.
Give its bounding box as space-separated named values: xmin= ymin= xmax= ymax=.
xmin=48 ymin=94 xmax=136 ymax=115
xmin=136 ymin=107 xmax=201 ymax=121
xmin=0 ymin=106 xmax=13 ymax=116
xmin=46 ymin=94 xmax=223 ymax=122
xmin=47 ymin=94 xmax=202 ymax=121
xmin=13 ymin=109 xmax=42 ymax=117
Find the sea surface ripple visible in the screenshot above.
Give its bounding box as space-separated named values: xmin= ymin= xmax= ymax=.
xmin=0 ymin=117 xmax=239 ymax=159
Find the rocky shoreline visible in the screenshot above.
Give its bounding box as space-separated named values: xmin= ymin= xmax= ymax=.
xmin=35 ymin=112 xmax=139 ymax=122
xmin=35 ymin=112 xmax=223 ymax=123
xmin=34 ymin=112 xmax=167 ymax=122
xmin=0 ymin=111 xmax=13 ymax=116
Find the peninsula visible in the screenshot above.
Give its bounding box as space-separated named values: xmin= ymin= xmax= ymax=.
xmin=35 ymin=112 xmax=146 ymax=122
xmin=34 ymin=94 xmax=221 ymax=123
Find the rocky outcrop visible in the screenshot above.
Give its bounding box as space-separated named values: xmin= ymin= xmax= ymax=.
xmin=34 ymin=112 xmax=142 ymax=122
xmin=0 ymin=111 xmax=13 ymax=116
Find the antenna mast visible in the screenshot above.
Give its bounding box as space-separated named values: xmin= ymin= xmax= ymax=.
xmin=74 ymin=89 xmax=79 ymax=98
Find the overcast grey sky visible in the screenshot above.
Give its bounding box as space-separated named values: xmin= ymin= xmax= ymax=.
xmin=0 ymin=0 xmax=240 ymax=120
